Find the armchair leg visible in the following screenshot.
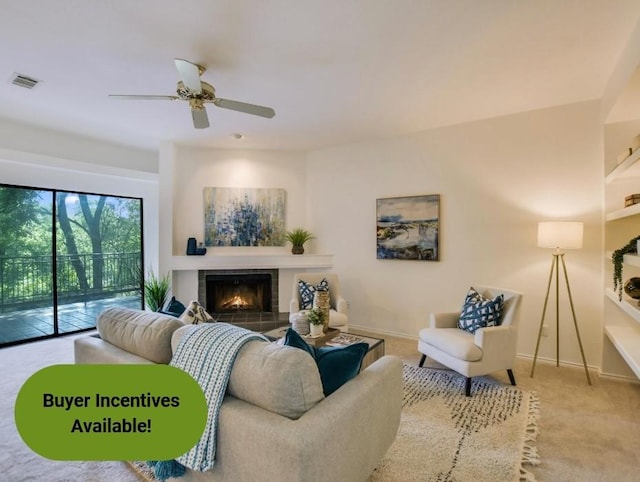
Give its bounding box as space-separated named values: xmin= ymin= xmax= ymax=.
xmin=507 ymin=369 xmax=516 ymax=386
xmin=465 ymin=377 xmax=472 ymax=397
xmin=418 ymin=354 xmax=426 ymax=367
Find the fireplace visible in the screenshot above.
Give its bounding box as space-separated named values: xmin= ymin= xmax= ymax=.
xmin=206 ymin=273 xmax=272 ymax=313
xmin=198 ymin=269 xmax=282 ymax=331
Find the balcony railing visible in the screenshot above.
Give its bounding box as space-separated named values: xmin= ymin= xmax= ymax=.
xmin=0 ymin=252 xmax=141 ymax=312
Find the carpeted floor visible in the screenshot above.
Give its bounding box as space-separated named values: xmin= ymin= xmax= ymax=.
xmin=1 ymin=330 xmax=639 ymax=481
xmin=371 ymin=364 xmax=539 ymax=482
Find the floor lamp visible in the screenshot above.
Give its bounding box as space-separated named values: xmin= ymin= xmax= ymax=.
xmin=530 ymin=221 xmax=591 ymax=385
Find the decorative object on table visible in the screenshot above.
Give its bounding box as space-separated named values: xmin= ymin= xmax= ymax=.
xmin=625 ymin=194 xmax=640 ymax=207
xmin=302 ymin=327 xmax=340 ymax=346
xmin=623 ymin=277 xmax=640 ymax=305
xmin=531 ymin=221 xmax=591 ymax=385
xmin=285 ymin=227 xmax=314 ymax=254
xmin=325 ymin=333 xmax=364 ymax=347
xmin=203 ymin=187 xmax=286 ymax=247
xmin=290 ymin=310 xmax=310 ymax=335
xmin=307 ymin=308 xmax=326 ymax=337
xmin=186 ymin=237 xmax=207 ymax=255
xmin=290 ymin=273 xmax=349 ymax=332
xmin=612 ymin=235 xmax=640 ymax=300
xmin=376 ymin=194 xmax=440 ymax=261
xmin=312 ymin=287 xmax=331 ymax=333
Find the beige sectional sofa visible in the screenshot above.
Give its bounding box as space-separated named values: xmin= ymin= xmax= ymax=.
xmin=74 ymin=307 xmax=402 ymax=482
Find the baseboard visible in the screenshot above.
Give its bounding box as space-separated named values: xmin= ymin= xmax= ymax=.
xmin=348 ymin=324 xmax=418 ymax=341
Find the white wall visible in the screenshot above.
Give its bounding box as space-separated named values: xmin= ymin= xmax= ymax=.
xmin=160 ymin=145 xmax=309 ymax=308
xmin=306 ymin=101 xmax=604 ymax=367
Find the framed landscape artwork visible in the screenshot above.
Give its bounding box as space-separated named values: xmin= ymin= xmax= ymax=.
xmin=203 ymin=187 xmax=286 ymax=247
xmin=376 ymin=194 xmax=440 ymax=261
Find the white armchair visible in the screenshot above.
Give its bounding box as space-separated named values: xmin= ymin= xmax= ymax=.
xmin=417 ymin=285 xmax=522 ymax=396
xmin=289 ymin=273 xmax=349 ymax=331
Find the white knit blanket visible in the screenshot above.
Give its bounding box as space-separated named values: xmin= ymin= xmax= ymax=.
xmin=170 ymin=323 xmax=267 ymax=471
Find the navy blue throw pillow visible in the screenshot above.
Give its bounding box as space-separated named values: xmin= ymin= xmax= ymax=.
xmin=283 ymin=328 xmax=368 ymax=396
xmin=158 ymin=296 xmax=187 ymax=317
xmin=457 ymin=287 xmax=504 ymax=334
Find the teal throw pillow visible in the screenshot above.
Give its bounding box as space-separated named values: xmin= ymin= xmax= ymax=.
xmin=283 ymin=328 xmax=368 ymax=396
xmin=457 ymin=287 xmax=504 ymax=334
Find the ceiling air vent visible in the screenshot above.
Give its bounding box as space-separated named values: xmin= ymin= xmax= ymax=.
xmin=10 ymin=73 xmax=40 ymax=89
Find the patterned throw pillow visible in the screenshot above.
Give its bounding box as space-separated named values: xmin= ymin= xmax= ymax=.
xmin=179 ymin=300 xmax=215 ymax=324
xmin=297 ymin=278 xmax=330 ymax=310
xmin=457 ymin=287 xmax=504 ymax=334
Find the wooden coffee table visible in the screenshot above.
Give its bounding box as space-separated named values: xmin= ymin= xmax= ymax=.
xmin=262 ymin=326 xmax=385 ymax=370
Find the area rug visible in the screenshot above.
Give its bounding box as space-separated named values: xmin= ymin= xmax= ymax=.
xmin=128 ymin=364 xmax=540 ymax=482
xmin=370 ymin=364 xmax=540 ymax=482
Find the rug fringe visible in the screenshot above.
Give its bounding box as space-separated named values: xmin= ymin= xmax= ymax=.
xmin=519 ymin=392 xmax=541 ymax=481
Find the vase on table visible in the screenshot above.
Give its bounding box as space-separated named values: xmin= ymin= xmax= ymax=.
xmin=313 ymin=288 xmax=331 ymax=333
xmin=309 ymin=323 xmax=324 ymax=337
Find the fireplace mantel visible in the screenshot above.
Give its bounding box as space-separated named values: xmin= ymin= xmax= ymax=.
xmin=170 ymin=253 xmax=333 ymax=271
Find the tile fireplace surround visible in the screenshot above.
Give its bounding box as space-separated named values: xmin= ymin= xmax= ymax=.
xmin=170 ymin=253 xmax=333 ymax=332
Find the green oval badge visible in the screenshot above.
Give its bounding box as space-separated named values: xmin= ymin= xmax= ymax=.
xmin=15 ymin=364 xmax=207 ymax=461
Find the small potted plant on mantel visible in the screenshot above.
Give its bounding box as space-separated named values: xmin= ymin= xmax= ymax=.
xmin=285 ymin=228 xmax=314 ymax=255
xmin=307 ymin=308 xmax=326 ymax=337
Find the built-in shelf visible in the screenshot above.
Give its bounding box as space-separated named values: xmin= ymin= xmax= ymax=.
xmin=170 ymin=253 xmax=333 ymax=271
xmin=605 ymin=202 xmax=640 ymax=221
xmin=605 ymin=288 xmax=640 ymax=323
xmin=605 ymin=252 xmax=640 ymax=267
xmin=606 ymin=146 xmax=640 ymax=183
xmin=604 ymin=325 xmax=640 ymax=379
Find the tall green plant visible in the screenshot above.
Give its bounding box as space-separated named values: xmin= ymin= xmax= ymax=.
xmin=144 ymin=270 xmax=171 ymax=312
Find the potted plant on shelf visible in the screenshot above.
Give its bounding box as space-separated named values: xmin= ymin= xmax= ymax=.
xmin=285 ymin=228 xmax=314 ymax=255
xmin=307 ymin=308 xmax=326 ymax=337
xmin=612 ymin=235 xmax=640 ymax=300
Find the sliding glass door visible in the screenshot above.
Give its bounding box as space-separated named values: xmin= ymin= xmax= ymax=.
xmin=0 ymin=185 xmax=143 ymax=346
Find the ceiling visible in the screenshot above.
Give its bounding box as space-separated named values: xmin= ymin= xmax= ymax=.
xmin=2 ymin=0 xmax=640 ymax=153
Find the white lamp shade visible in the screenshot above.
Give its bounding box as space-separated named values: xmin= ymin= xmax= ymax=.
xmin=537 ymin=221 xmax=583 ymax=249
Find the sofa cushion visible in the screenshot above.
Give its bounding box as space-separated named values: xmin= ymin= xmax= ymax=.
xmin=172 ymin=325 xmax=324 ymax=419
xmin=457 ymin=287 xmax=504 ymax=334
xmin=419 ymin=327 xmax=483 ymax=362
xmin=97 ymin=307 xmax=185 ymax=364
xmin=283 ymin=328 xmax=368 ymax=396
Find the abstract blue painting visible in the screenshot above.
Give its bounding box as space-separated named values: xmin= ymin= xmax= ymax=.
xmin=376 ymin=194 xmax=440 ymax=261
xmin=203 ymin=187 xmax=286 ymax=247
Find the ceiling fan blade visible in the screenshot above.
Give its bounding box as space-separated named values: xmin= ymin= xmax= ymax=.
xmin=213 ymin=98 xmax=276 ymax=118
xmin=109 ymin=94 xmax=179 ymax=100
xmin=191 ymin=106 xmax=210 ymax=129
xmin=174 ymin=58 xmax=202 ymax=94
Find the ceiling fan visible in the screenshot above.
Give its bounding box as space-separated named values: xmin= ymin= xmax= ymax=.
xmin=109 ymin=59 xmax=275 ymax=129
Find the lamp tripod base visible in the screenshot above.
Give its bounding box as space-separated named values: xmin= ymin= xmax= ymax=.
xmin=530 ymin=252 xmax=592 ymax=385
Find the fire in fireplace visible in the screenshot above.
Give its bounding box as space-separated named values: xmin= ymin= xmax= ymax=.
xmin=205 ymin=272 xmax=273 ymax=314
